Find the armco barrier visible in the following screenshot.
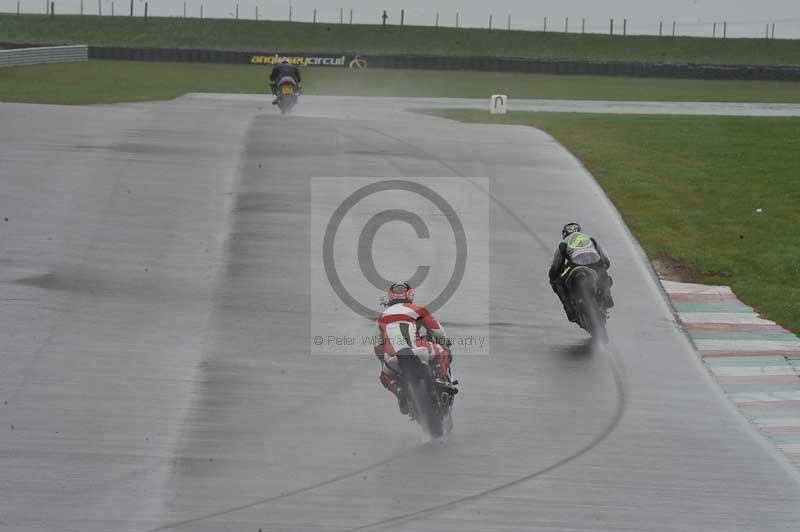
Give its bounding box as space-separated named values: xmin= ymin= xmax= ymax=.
xmin=0 ymin=45 xmax=88 ymax=68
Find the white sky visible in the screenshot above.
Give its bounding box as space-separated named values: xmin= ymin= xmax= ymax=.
xmin=5 ymin=0 xmax=800 ymax=38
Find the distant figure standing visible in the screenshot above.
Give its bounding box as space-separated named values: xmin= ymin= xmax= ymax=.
xmin=382 ymin=10 xmax=388 ymax=27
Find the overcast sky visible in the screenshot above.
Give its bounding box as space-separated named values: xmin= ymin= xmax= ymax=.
xmin=6 ymin=0 xmax=800 ymax=38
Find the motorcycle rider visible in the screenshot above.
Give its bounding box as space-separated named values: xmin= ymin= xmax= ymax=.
xmin=374 ymin=281 xmax=456 ymax=415
xmin=549 ymin=222 xmax=614 ymax=322
xmin=269 ymin=57 xmax=302 ymax=105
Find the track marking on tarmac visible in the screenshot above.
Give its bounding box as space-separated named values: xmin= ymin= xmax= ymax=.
xmin=142 ymin=447 xmax=420 ymax=532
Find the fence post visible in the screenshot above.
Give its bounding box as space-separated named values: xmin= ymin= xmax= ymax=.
xmin=489 ymin=14 xmax=492 ymax=30
xmin=340 ymin=7 xmax=343 ymax=24
xmin=723 ymin=21 xmax=727 ymax=39
xmin=659 ymin=21 xmax=662 ymax=36
xmin=349 ymin=9 xmax=352 ymax=24
xmin=610 ymin=18 xmax=613 ymax=35
xmin=112 ymin=2 xmax=114 ymax=16
xmin=435 ymin=13 xmax=439 ymax=27
xmin=508 ymin=14 xmax=511 ymax=30
xmin=200 ymin=4 xmax=203 ymax=19
xmin=289 ymin=5 xmax=292 ymax=21
xmin=144 ymin=2 xmax=147 ymax=19
xmin=771 ymin=23 xmax=775 ymax=39
xmin=80 ymin=0 xmax=83 ymax=16
xmin=98 ymin=0 xmax=101 ymax=16
xmin=713 ymin=22 xmax=716 ymax=38
xmin=582 ymin=18 xmax=585 ymax=33
xmin=765 ymin=23 xmax=769 ymax=39
xmin=623 ymin=18 xmax=626 ymax=35
xmin=400 ymin=9 xmax=404 ymax=26
xmin=544 ymin=17 xmax=547 ymax=32
xmin=129 ymin=0 xmax=133 ymax=16
xmin=50 ymin=1 xmax=54 ymax=16
xmin=672 ymin=21 xmax=676 ymax=36
xmin=456 ymin=12 xmax=459 ymax=28
xmin=255 ymin=6 xmax=258 ymax=20
xmin=235 ymin=4 xmax=238 ymax=19
xmin=313 ymin=9 xmax=316 ymax=23
xmin=565 ymin=17 xmax=568 ymax=32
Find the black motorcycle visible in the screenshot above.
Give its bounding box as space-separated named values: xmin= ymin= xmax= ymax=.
xmin=396 ymin=346 xmax=457 ymax=439
xmin=564 ymin=265 xmax=610 ymax=342
xmin=274 ymin=76 xmax=299 ymax=114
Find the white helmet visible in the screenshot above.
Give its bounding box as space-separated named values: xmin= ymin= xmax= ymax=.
xmin=280 ymin=57 xmax=289 ymax=64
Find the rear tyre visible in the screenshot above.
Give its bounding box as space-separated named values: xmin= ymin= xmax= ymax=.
xmin=398 ymin=355 xmax=449 ymax=438
xmin=575 ymin=274 xmax=608 ymax=343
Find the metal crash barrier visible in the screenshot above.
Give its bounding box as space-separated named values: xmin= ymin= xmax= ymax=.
xmin=0 ymin=45 xmax=88 ymax=68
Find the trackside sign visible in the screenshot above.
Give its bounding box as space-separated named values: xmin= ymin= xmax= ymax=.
xmin=250 ymin=54 xmax=366 ymax=68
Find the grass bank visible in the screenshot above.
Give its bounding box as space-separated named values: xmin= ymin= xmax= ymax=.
xmin=2 ymin=60 xmax=800 ymax=105
xmin=430 ymin=110 xmax=800 ymax=333
xmin=2 ymin=14 xmax=800 ymax=65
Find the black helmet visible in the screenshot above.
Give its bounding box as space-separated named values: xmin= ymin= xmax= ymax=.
xmin=562 ymin=222 xmax=582 ymax=239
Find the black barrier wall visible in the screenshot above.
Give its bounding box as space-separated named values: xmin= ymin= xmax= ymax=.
xmin=5 ymin=42 xmax=800 ymax=81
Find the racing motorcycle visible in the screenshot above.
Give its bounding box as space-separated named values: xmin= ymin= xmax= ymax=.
xmin=396 ymin=344 xmax=457 ymax=439
xmin=564 ymin=265 xmax=611 ymax=342
xmin=379 ymin=296 xmax=458 ymax=438
xmin=274 ymin=76 xmax=300 ymax=114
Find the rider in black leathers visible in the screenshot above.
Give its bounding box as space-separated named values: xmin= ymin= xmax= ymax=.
xmin=549 ymin=222 xmax=614 ymax=322
xmin=269 ymin=58 xmax=302 ymax=105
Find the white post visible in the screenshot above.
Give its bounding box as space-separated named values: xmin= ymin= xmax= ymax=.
xmin=490 ymin=95 xmax=508 ymax=114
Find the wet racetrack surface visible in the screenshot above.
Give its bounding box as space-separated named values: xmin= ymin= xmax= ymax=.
xmin=1 ymin=95 xmax=799 ymax=531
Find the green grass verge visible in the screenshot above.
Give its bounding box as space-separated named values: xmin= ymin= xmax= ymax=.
xmin=430 ymin=110 xmax=800 ymax=334
xmin=3 ymin=14 xmax=800 ymax=65
xmin=2 ymin=60 xmax=800 ymax=105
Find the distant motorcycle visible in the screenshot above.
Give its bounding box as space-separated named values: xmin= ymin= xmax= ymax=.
xmin=274 ymin=76 xmax=299 ymax=114
xmin=564 ymin=265 xmax=611 ymax=342
xmin=396 ymin=343 xmax=457 ymax=439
